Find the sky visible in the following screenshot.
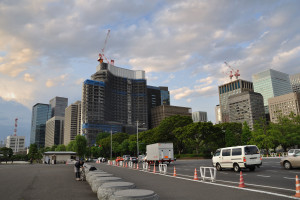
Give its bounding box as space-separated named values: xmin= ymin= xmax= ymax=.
xmin=1 ymin=0 xmax=300 ymax=146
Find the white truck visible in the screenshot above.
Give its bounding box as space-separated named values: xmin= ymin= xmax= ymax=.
xmin=144 ymin=143 xmax=174 ymax=164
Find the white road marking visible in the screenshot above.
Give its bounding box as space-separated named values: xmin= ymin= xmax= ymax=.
xmin=266 ymin=170 xmax=278 ymax=172
xmin=257 ymin=175 xmax=271 ymax=178
xmin=284 ymin=177 xmax=296 ymax=180
xmin=289 ymin=171 xmax=300 ymax=174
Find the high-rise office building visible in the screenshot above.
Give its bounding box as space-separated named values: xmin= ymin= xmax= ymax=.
xmin=268 ymin=92 xmax=300 ymax=123
xmin=6 ymin=135 xmax=25 ymax=153
xmin=49 ymin=96 xmax=68 ymax=117
xmin=151 ymin=105 xmax=192 ymax=128
xmin=147 ymin=86 xmax=170 ymax=128
xmin=290 ymin=73 xmax=300 ymax=93
xmin=215 ymin=105 xmax=221 ymax=124
xmin=81 ymin=62 xmax=147 ymax=145
xmin=192 ymin=111 xmax=207 ymax=122
xmin=64 ymin=101 xmax=81 ymax=145
xmin=228 ymin=91 xmax=265 ymax=129
xmin=30 ymin=103 xmax=51 ymax=148
xmin=45 ymin=116 xmax=64 ymax=147
xmin=252 ymin=69 xmax=292 ymax=114
xmin=218 ymin=79 xmax=254 ymax=123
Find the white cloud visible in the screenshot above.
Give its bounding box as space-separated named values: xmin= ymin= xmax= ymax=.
xmin=23 ymin=73 xmax=34 ymax=82
xmin=46 ymin=74 xmax=69 ymax=88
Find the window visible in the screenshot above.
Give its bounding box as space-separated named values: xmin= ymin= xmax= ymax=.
xmin=214 ymin=149 xmax=220 ymax=156
xmin=232 ymin=148 xmax=242 ymax=156
xmin=222 ymin=149 xmax=231 ymax=156
xmin=244 ymin=146 xmax=259 ymax=155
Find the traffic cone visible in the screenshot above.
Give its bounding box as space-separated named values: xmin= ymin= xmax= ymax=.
xmin=136 ymin=163 xmax=139 ymax=170
xmin=193 ymin=168 xmax=198 ymax=180
xmin=133 ymin=163 xmax=136 ymax=169
xmin=173 ymin=166 xmax=177 ymax=177
xmin=125 ymin=162 xmax=128 ymax=168
xmin=148 ymin=164 xmax=151 ymax=171
xmin=239 ymin=171 xmax=245 ymax=188
xmin=294 ymin=175 xmax=300 ymax=197
xmin=153 ymin=164 xmax=156 ymax=173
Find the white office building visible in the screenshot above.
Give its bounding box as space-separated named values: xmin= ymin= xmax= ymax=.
xmin=290 ymin=73 xmax=300 ymax=93
xmin=192 ymin=111 xmax=207 ymax=122
xmin=6 ymin=135 xmax=25 ymax=153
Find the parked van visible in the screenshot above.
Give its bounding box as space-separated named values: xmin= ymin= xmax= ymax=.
xmin=212 ymin=145 xmax=262 ymax=172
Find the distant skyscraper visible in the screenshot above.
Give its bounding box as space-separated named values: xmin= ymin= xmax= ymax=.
xmin=45 ymin=116 xmax=64 ymax=147
xmin=215 ymin=105 xmax=221 ymax=124
xmin=30 ymin=103 xmax=51 ymax=148
xmin=6 ymin=135 xmax=25 ymax=153
xmin=81 ymin=62 xmax=147 ymax=145
xmin=151 ymin=105 xmax=192 ymax=128
xmin=64 ymin=101 xmax=81 ymax=145
xmin=192 ymin=111 xmax=207 ymax=122
xmin=49 ymin=96 xmax=68 ymax=117
xmin=218 ymin=79 xmax=254 ymax=123
xmin=228 ymin=91 xmax=265 ymax=129
xmin=252 ymin=69 xmax=292 ymax=114
xmin=268 ymin=92 xmax=300 ymax=123
xmin=147 ymin=86 xmax=170 ymax=128
xmin=290 ymin=73 xmax=300 ymax=93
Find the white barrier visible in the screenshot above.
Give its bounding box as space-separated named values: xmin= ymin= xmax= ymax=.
xmin=200 ymin=166 xmax=216 ymax=182
xmin=128 ymin=161 xmax=133 ymax=168
xmin=112 ymin=160 xmax=116 ymax=166
xmin=143 ymin=162 xmax=148 ymax=171
xmin=159 ymin=164 xmax=167 ymax=175
xmin=107 ymin=160 xmax=111 ymax=165
xmin=119 ymin=161 xmax=123 ymax=167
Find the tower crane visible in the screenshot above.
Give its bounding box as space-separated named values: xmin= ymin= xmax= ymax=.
xmin=98 ymin=30 xmax=114 ymax=65
xmin=224 ymin=62 xmax=240 ymax=80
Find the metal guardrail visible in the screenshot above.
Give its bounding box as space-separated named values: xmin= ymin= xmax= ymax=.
xmin=143 ymin=162 xmax=148 ymax=171
xmin=200 ymin=166 xmax=216 ymax=182
xmin=159 ymin=164 xmax=167 ymax=175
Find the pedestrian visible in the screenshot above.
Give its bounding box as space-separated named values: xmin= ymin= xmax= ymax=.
xmin=30 ymin=158 xmax=33 ymax=164
xmin=74 ymin=159 xmax=84 ymax=181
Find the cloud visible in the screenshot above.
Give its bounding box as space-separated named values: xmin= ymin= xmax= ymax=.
xmin=23 ymin=73 xmax=34 ymax=82
xmin=46 ymin=74 xmax=69 ymax=88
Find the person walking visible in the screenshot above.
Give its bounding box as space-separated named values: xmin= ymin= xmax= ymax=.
xmin=74 ymin=159 xmax=84 ymax=181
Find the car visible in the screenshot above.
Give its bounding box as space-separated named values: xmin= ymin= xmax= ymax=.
xmin=212 ymin=145 xmax=262 ymax=172
xmin=288 ymin=149 xmax=300 ymax=156
xmin=101 ymin=157 xmax=107 ymax=162
xmin=130 ymin=157 xmax=138 ymax=163
xmin=122 ymin=155 xmax=130 ymax=161
xmin=138 ymin=155 xmax=145 ymax=162
xmin=115 ymin=157 xmax=124 ymax=162
xmin=280 ymin=152 xmax=300 ymax=169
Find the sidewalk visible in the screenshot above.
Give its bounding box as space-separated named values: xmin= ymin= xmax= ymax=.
xmin=0 ymin=164 xmax=97 ymax=200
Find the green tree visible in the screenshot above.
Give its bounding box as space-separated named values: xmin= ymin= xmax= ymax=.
xmin=250 ymin=117 xmax=272 ymax=153
xmin=75 ymin=135 xmax=87 ymax=158
xmin=55 ymin=144 xmax=66 ymax=151
xmin=241 ymin=121 xmax=252 ymax=145
xmin=66 ymin=141 xmax=76 ymax=151
xmin=50 ymin=145 xmax=57 ymax=151
xmin=28 ymin=144 xmax=38 ymax=160
xmin=1 ymin=147 xmax=13 ymax=163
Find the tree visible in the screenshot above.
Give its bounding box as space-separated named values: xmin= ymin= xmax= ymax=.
xmin=28 ymin=144 xmax=38 ymax=160
xmin=225 ymin=128 xmax=236 ymax=147
xmin=75 ymin=135 xmax=87 ymax=158
xmin=241 ymin=121 xmax=252 ymax=145
xmin=66 ymin=141 xmax=76 ymax=152
xmin=1 ymin=147 xmax=13 ymax=163
xmin=250 ymin=117 xmax=273 ymax=153
xmin=55 ymin=144 xmax=66 ymax=151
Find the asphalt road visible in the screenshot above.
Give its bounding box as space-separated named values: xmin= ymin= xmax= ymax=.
xmin=94 ymin=158 xmax=300 ymax=199
xmin=0 ymin=164 xmax=97 ymax=200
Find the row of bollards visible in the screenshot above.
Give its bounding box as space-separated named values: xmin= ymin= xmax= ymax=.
xmin=84 ymin=164 xmax=159 ymax=200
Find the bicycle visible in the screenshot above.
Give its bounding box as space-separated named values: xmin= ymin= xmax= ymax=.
xmin=80 ymin=167 xmax=86 ymax=181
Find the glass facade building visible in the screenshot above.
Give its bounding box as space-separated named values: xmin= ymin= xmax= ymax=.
xmin=252 ymin=69 xmax=292 ymax=114
xmin=218 ymin=79 xmax=254 ymax=122
xmin=49 ymin=96 xmax=68 ymax=117
xmin=30 ymin=103 xmax=51 ymax=148
xmin=290 ymin=73 xmax=300 ymax=93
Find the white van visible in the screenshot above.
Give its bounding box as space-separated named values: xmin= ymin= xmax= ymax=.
xmin=212 ymin=145 xmax=262 ymax=172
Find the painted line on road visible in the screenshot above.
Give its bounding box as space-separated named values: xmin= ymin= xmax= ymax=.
xmin=289 ymin=171 xmax=300 ymax=174
xmin=257 ymin=175 xmax=271 ymax=178
xmin=267 ymin=170 xmax=278 ymax=172
xmin=155 ymin=173 xmax=298 ymax=199
xmin=284 ymin=177 xmax=296 ymax=180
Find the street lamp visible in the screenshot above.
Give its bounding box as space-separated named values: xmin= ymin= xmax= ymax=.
xmin=136 ymin=121 xmax=145 ymax=157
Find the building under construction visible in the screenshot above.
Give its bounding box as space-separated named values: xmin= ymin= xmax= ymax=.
xmin=81 ymin=62 xmax=148 ymax=145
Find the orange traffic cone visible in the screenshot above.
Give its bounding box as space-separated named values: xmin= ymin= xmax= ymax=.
xmin=136 ymin=163 xmax=139 ymax=170
xmin=125 ymin=162 xmax=128 ymax=168
xmin=193 ymin=168 xmax=198 ymax=180
xmin=153 ymin=164 xmax=156 ymax=173
xmin=239 ymin=171 xmax=245 ymax=188
xmin=294 ymin=175 xmax=300 ymax=197
xmin=173 ymin=166 xmax=177 ymax=177
xmin=133 ymin=163 xmax=136 ymax=169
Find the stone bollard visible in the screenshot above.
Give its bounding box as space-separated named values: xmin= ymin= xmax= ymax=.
xmin=97 ymin=182 xmax=135 ymax=200
xmin=88 ymin=173 xmax=113 ymax=185
xmin=109 ymin=189 xmax=159 ymax=200
xmin=86 ymin=170 xmax=106 ymax=181
xmin=91 ymin=177 xmax=122 ymax=193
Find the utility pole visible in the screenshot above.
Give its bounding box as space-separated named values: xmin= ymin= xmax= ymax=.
xmin=110 ymin=128 xmax=112 ymax=160
xmin=137 ymin=121 xmax=139 ymax=157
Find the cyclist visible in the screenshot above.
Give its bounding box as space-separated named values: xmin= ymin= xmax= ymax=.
xmin=74 ymin=159 xmax=84 ymax=181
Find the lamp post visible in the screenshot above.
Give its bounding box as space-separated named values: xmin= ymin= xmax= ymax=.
xmin=110 ymin=128 xmax=112 ymax=160
xmin=136 ymin=121 xmax=145 ymax=157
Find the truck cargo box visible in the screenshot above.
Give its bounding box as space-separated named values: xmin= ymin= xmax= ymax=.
xmin=146 ymin=143 xmax=174 ymax=163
